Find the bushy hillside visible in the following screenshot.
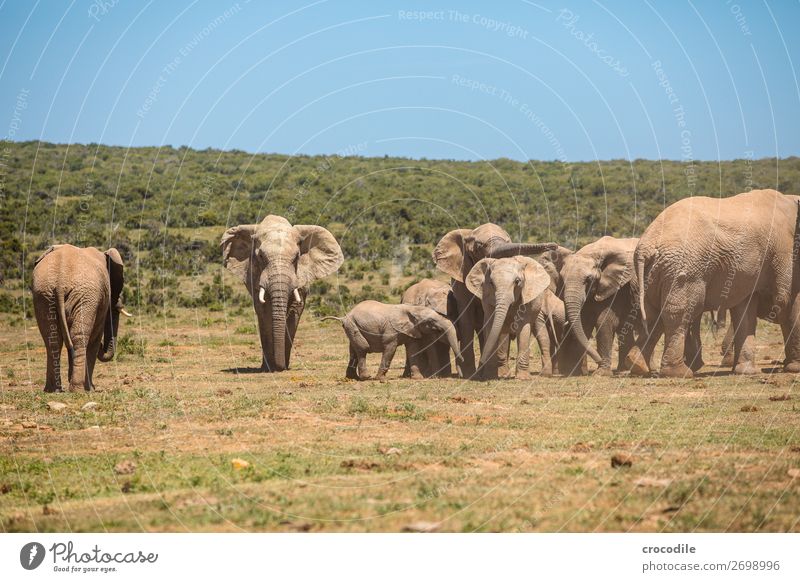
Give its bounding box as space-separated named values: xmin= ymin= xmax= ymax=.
xmin=1 ymin=141 xmax=799 ymax=317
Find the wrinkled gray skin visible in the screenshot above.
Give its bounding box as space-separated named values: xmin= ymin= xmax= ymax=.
xmin=433 ymin=223 xmax=557 ymax=378
xmin=324 ymin=300 xmax=462 ymax=380
xmin=628 ymin=189 xmax=800 ymax=377
xmin=560 ymin=236 xmax=640 ymax=376
xmin=400 ymin=278 xmax=457 ymax=377
xmin=466 ymin=256 xmax=552 ymax=380
xmin=221 ymin=215 xmax=343 ymax=372
xmin=31 ymin=244 xmax=129 ymax=392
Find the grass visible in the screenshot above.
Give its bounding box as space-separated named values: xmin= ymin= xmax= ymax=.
xmin=1 ymin=307 xmax=799 ymax=533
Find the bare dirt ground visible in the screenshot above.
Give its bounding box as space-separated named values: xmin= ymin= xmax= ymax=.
xmin=1 ymin=308 xmax=799 ymax=532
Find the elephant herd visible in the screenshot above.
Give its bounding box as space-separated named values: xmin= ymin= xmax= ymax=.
xmin=30 ymin=188 xmax=800 ymax=391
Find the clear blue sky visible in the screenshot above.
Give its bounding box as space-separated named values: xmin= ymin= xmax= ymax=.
xmin=1 ymin=0 xmax=798 ymax=161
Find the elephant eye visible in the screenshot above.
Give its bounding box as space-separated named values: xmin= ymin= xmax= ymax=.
xmin=515 ymin=277 xmax=522 ymax=287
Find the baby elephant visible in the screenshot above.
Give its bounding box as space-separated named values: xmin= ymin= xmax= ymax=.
xmin=323 ymin=300 xmax=462 ymax=380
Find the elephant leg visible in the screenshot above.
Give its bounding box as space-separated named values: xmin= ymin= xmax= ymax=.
xmin=627 ymin=308 xmax=663 ymax=377
xmin=346 ymin=345 xmax=359 ymax=380
xmin=782 ymin=295 xmax=800 ymax=372
xmin=375 ymin=341 xmax=398 ymax=380
xmin=406 ymin=340 xmax=426 ymax=380
xmin=616 ymin=319 xmax=636 ymax=372
xmin=496 ymin=332 xmax=512 ymax=378
xmin=659 ymin=312 xmax=694 ymax=378
xmin=433 ymin=342 xmax=452 ymax=378
xmin=593 ymin=309 xmax=614 ymax=376
xmin=683 ymin=317 xmax=704 ymax=372
xmin=451 ymin=282 xmax=477 ymax=378
xmin=356 ymin=349 xmax=370 ymax=380
xmin=36 ymin=306 xmax=64 ymax=392
xmin=720 ymin=324 xmax=735 ymax=368
xmin=730 ymin=300 xmax=758 ymax=375
xmin=533 ymin=315 xmax=552 ymax=378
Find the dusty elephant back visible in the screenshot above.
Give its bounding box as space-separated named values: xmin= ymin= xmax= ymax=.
xmin=636 ymin=189 xmax=797 ymax=310
xmin=32 ymin=245 xmax=109 ymax=299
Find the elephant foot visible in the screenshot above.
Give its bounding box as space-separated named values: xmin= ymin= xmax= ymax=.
xmin=659 ymin=362 xmax=694 ymax=378
xmin=783 ymin=361 xmax=800 ymax=373
xmin=593 ymin=367 xmax=613 ymax=377
xmin=44 ymin=386 xmax=63 ymax=393
xmin=626 ymin=348 xmax=650 ymax=376
xmin=720 ymin=353 xmax=735 ymax=368
xmin=516 ymin=370 xmax=531 ymax=381
xmin=686 ymin=357 xmax=705 ymax=373
xmin=497 ymin=365 xmax=512 ymax=378
xmin=409 ymin=372 xmax=424 ymax=380
xmin=734 ymin=361 xmax=758 ymax=375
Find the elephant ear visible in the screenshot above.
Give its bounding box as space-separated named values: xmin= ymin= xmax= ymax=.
xmin=105 ymin=248 xmax=124 ymax=304
xmin=537 ymin=257 xmax=559 ymax=294
xmin=465 ymin=258 xmax=493 ymax=299
xmin=516 ymin=256 xmax=551 ymax=305
xmin=595 ymin=250 xmax=634 ymax=301
xmin=295 ymin=225 xmax=344 ymax=289
xmin=34 ymin=245 xmax=62 ymax=266
xmin=433 ymin=229 xmax=472 ymax=281
xmin=221 ymin=224 xmax=258 ymax=284
xmin=391 ymin=308 xmax=423 ymax=339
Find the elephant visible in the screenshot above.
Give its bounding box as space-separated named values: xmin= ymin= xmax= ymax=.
xmin=221 ymin=215 xmax=344 ymax=372
xmin=627 ymin=189 xmax=800 ymax=378
xmin=323 ymin=300 xmax=462 ymax=380
xmin=559 ymin=236 xmax=640 ymax=376
xmin=31 ymin=244 xmax=131 ymax=392
xmin=400 ymin=278 xmax=457 ymax=377
xmin=433 ymin=223 xmax=556 ymax=378
xmin=465 ymin=256 xmax=552 ymax=379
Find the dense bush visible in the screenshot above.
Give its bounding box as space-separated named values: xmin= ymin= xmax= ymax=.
xmin=2 ymin=141 xmax=799 ymax=316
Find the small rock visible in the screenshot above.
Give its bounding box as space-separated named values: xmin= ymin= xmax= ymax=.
xmin=0 ymin=483 xmax=12 ymax=494
xmin=21 ymin=421 xmax=37 ymax=429
xmin=383 ymin=447 xmax=402 ymax=456
xmin=571 ymin=442 xmax=592 ymax=453
xmin=611 ymin=453 xmax=633 ymax=468
xmin=791 ymin=446 xmax=800 ymax=453
xmin=231 ymin=458 xmax=250 ymax=470
xmin=216 ymin=388 xmax=232 ymax=396
xmin=740 ymin=405 xmax=759 ymax=412
xmin=37 ymin=425 xmax=53 ymax=432
xmin=769 ymin=394 xmax=791 ymax=402
xmin=634 ymin=477 xmax=672 ymax=488
xmin=114 ymin=460 xmax=137 ymax=475
xmin=402 ymin=521 xmax=440 ymax=533
xmin=788 ymin=468 xmax=800 ymax=479
xmin=47 ymin=401 xmax=67 ymax=411
xmin=87 ymin=425 xmax=101 ymax=430
xmin=82 ymin=401 xmax=99 ymax=411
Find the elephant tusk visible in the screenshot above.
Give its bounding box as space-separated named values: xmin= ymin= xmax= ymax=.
xmin=120 ymin=308 xmax=133 ymax=318
xmin=258 ymin=287 xmax=267 ymax=304
xmin=293 ymin=288 xmax=302 ymax=303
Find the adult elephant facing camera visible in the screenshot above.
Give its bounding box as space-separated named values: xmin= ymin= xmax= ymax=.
xmin=560 ymin=236 xmax=640 ymax=376
xmin=221 ymin=215 xmax=344 ymax=372
xmin=433 ymin=223 xmax=556 ymax=378
xmin=628 ymin=189 xmax=800 ymax=378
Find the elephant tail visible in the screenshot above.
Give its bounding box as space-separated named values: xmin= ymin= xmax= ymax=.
xmin=320 ymin=316 xmax=344 ymax=324
xmin=56 ymin=288 xmax=74 ymax=359
xmin=635 ymin=252 xmax=647 ymax=335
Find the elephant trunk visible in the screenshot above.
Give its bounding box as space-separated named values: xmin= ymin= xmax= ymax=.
xmin=488 ymin=241 xmax=558 ymax=259
xmin=480 ymin=298 xmax=511 ymax=367
xmin=266 ymin=268 xmax=291 ymax=371
xmin=564 ymin=278 xmax=602 ymax=365
xmin=444 ymin=323 xmax=463 ymax=363
xmin=97 ymin=307 xmax=119 ymax=362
